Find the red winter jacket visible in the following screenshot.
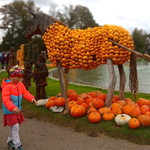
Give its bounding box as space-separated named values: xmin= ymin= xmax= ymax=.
xmin=2 ymin=80 xmax=35 ymax=114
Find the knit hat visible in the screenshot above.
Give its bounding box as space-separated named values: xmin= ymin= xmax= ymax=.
xmin=9 ymin=65 xmax=24 ymax=78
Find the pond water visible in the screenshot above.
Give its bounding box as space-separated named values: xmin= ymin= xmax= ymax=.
xmin=51 ymin=60 xmax=150 ymax=94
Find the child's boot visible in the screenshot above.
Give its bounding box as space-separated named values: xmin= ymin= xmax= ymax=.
xmin=16 ymin=145 xmax=24 ymax=150
xmin=7 ymin=140 xmax=15 ymax=150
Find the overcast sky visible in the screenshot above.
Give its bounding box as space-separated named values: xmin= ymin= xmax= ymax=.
xmin=0 ymin=0 xmax=150 ymax=41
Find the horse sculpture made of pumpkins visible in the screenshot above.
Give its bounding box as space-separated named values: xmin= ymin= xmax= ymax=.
xmin=24 ymin=12 xmax=138 ymax=111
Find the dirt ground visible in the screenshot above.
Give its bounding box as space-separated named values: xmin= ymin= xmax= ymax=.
xmin=1 ymin=110 xmax=150 ymax=150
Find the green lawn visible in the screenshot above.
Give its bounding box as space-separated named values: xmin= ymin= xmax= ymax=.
xmin=1 ymin=70 xmax=150 ymax=145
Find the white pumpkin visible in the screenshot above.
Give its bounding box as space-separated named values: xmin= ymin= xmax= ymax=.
xmin=36 ymin=99 xmax=48 ymax=106
xmin=115 ymin=114 xmax=131 ymax=126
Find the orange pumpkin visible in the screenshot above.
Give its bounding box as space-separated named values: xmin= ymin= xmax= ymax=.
xmin=79 ymin=93 xmax=89 ymax=100
xmin=54 ymin=97 xmax=66 ymax=107
xmin=45 ymin=100 xmax=55 ymax=108
xmin=87 ymin=91 xmax=98 ymax=98
xmin=67 ymin=89 xmax=76 ymax=97
xmin=137 ymin=114 xmax=150 ymax=127
xmin=128 ymin=118 xmax=140 ymax=129
xmin=69 ymin=91 xmax=78 ymax=101
xmin=129 ymin=106 xmax=141 ymax=117
xmin=111 ymin=103 xmax=122 ymax=109
xmin=140 ymin=105 xmax=150 ymax=114
xmin=70 ymin=105 xmax=86 ymax=117
xmin=124 ymin=98 xmax=132 ymax=104
xmin=48 ymin=96 xmax=57 ymax=101
xmin=111 ymin=108 xmax=122 ymax=116
xmin=92 ymin=98 xmax=104 ymax=109
xmin=116 ymin=100 xmax=126 ymax=106
xmin=145 ymin=111 xmax=150 ymax=117
xmin=85 ymin=97 xmax=93 ymax=106
xmin=122 ymin=105 xmax=134 ymax=115
xmin=98 ymin=107 xmax=111 ymax=115
xmin=80 ymin=102 xmax=89 ymax=110
xmin=68 ymin=101 xmax=78 ymax=110
xmin=88 ymin=112 xmax=101 ymax=123
xmin=77 ymin=97 xmax=84 ymax=105
xmin=103 ymin=112 xmax=114 ymax=121
xmin=112 ymin=95 xmax=120 ymax=103
xmin=97 ymin=94 xmax=106 ymax=101
xmin=87 ymin=107 xmax=98 ymax=114
xmin=136 ymin=98 xmax=149 ymax=106
xmin=88 ymin=91 xmax=102 ymax=98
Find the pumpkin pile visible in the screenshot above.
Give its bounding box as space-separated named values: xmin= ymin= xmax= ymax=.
xmin=42 ymin=23 xmax=134 ymax=70
xmin=45 ymin=89 xmax=150 ymax=129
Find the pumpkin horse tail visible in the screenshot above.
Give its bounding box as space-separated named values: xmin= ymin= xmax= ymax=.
xmin=129 ymin=53 xmax=138 ymax=100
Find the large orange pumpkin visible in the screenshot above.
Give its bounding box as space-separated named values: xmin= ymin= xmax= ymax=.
xmin=129 ymin=106 xmax=141 ymax=117
xmin=124 ymin=98 xmax=132 ymax=104
xmin=137 ymin=114 xmax=150 ymax=127
xmin=68 ymin=101 xmax=78 ymax=110
xmin=77 ymin=97 xmax=84 ymax=105
xmin=111 ymin=108 xmax=122 ymax=116
xmin=111 ymin=103 xmax=122 ymax=109
xmin=79 ymin=93 xmax=89 ymax=100
xmin=128 ymin=118 xmax=140 ymax=129
xmin=85 ymin=97 xmax=93 ymax=106
xmin=67 ymin=89 xmax=76 ymax=97
xmin=122 ymin=105 xmax=134 ymax=115
xmin=87 ymin=91 xmax=102 ymax=98
xmin=88 ymin=112 xmax=101 ymax=123
xmin=98 ymin=107 xmax=111 ymax=115
xmin=69 ymin=91 xmax=78 ymax=101
xmin=112 ymin=95 xmax=120 ymax=102
xmin=45 ymin=100 xmax=55 ymax=108
xmin=145 ymin=111 xmax=150 ymax=117
xmin=116 ymin=100 xmax=126 ymax=106
xmin=48 ymin=96 xmax=57 ymax=101
xmin=70 ymin=105 xmax=86 ymax=117
xmin=87 ymin=107 xmax=98 ymax=114
xmin=80 ymin=102 xmax=89 ymax=110
xmin=54 ymin=97 xmax=66 ymax=107
xmin=140 ymin=105 xmax=150 ymax=114
xmin=97 ymin=94 xmax=106 ymax=101
xmin=103 ymin=112 xmax=114 ymax=121
xmin=136 ymin=98 xmax=150 ymax=106
xmin=92 ymin=98 xmax=104 ymax=109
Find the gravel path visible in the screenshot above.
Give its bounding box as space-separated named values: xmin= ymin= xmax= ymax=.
xmin=1 ymin=110 xmax=150 ymax=150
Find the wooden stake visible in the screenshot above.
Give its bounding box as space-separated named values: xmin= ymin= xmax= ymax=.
xmin=109 ymin=39 xmax=150 ymax=62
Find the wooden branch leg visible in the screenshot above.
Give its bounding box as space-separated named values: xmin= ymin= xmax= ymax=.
xmin=64 ymin=68 xmax=69 ymax=114
xmin=57 ymin=61 xmax=69 ymax=113
xmin=105 ymin=58 xmax=116 ymax=107
xmin=129 ymin=53 xmax=138 ymax=100
xmin=118 ymin=64 xmax=126 ymax=100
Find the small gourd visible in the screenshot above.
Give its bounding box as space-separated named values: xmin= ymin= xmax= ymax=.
xmin=36 ymin=99 xmax=48 ymax=106
xmin=115 ymin=114 xmax=131 ymax=126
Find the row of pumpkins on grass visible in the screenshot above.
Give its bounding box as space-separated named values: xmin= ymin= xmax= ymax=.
xmin=40 ymin=89 xmax=150 ymax=129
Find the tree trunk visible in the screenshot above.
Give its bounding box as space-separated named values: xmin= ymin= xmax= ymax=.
xmin=105 ymin=58 xmax=116 ymax=107
xmin=57 ymin=61 xmax=69 ymax=113
xmin=117 ymin=64 xmax=126 ymax=100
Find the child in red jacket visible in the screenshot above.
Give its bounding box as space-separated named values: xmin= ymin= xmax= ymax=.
xmin=2 ymin=65 xmax=37 ymax=150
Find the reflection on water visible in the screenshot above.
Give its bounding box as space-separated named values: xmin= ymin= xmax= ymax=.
xmin=52 ymin=60 xmax=150 ymax=94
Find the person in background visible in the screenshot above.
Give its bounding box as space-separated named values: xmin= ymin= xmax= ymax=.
xmin=33 ymin=53 xmax=48 ymax=100
xmin=0 ymin=53 xmax=6 ymax=70
xmin=22 ymin=61 xmax=33 ymax=90
xmin=1 ymin=65 xmax=37 ymax=150
xmin=6 ymin=47 xmax=17 ymax=77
